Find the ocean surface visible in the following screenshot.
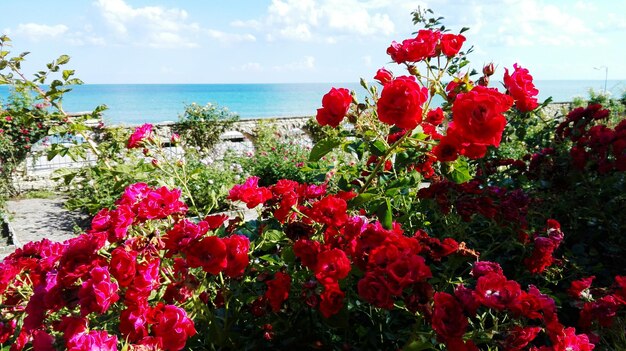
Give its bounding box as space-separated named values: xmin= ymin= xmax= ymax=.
xmin=1 ymin=80 xmax=624 ymax=125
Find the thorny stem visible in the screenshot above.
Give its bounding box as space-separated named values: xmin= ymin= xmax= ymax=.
xmin=357 ymin=59 xmax=451 ymax=196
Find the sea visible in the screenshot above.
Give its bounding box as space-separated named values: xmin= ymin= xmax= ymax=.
xmin=1 ymin=80 xmax=624 ymax=126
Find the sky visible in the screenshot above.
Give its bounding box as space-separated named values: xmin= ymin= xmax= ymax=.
xmin=1 ymin=0 xmax=625 ymax=84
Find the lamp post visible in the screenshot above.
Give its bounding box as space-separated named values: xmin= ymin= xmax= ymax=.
xmin=594 ymin=66 xmax=608 ymax=94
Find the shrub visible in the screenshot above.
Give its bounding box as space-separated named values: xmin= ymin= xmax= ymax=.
xmin=172 ymin=102 xmax=239 ymax=156
xmin=2 ymin=8 xmax=626 ymax=351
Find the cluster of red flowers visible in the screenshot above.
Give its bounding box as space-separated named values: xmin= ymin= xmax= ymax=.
xmin=433 ymin=86 xmax=514 ymax=161
xmin=418 ymin=179 xmax=531 ymax=228
xmin=222 ymin=175 xmax=598 ymax=349
xmin=386 ymin=29 xmax=466 ymax=63
xmin=0 ymin=183 xmax=249 ymax=350
xmin=556 ymin=104 xmax=626 ymax=173
xmin=568 ymin=275 xmax=626 ymax=333
xmin=523 ymin=219 xmax=564 ymax=275
xmin=314 ymin=87 xmax=352 ymax=128
xmin=433 ymin=260 xmax=594 ymax=350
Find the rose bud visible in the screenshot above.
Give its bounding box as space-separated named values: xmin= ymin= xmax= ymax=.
xmin=374 ymin=67 xmax=393 ymax=85
xmin=477 ymin=76 xmax=490 ymax=87
xmin=483 ymin=63 xmax=495 ymax=76
xmin=170 ymin=133 xmax=180 ymax=145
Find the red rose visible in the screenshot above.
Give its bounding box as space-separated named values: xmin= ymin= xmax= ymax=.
xmin=431 ymin=292 xmax=468 ymax=342
xmin=133 ymin=256 xmax=161 ymax=294
xmin=223 ymin=234 xmax=250 ymax=278
xmin=553 ymin=327 xmax=595 ymax=351
xmin=109 ymin=246 xmax=137 ymax=287
xmin=524 ymin=236 xmax=558 ymax=275
xmin=150 ymin=303 xmax=196 ymax=351
xmin=387 ymin=30 xmax=441 ymax=63
xmin=185 ymin=236 xmax=227 ymax=275
xmin=78 ymin=266 xmax=119 ymax=316
xmin=265 ymin=272 xmax=291 ymax=312
xmin=377 ymin=76 xmax=429 ymax=130
xmin=306 ymin=195 xmax=349 ymax=228
xmin=228 ymin=176 xmax=273 ymax=209
xmin=504 ymin=63 xmax=539 ymax=112
xmin=432 ymin=133 xmax=460 ymax=162
xmin=204 ymin=214 xmax=229 ymax=230
xmin=475 ymin=272 xmax=521 ymax=310
xmin=503 ymin=326 xmax=542 ymax=351
xmin=451 ymin=85 xmax=513 ymax=146
xmin=374 ymin=67 xmax=393 ymax=85
xmin=314 ymin=248 xmax=351 ymax=284
xmin=425 ymin=107 xmax=445 ymax=126
xmin=316 ymin=87 xmax=351 ymax=127
xmin=440 ymin=33 xmax=466 ymax=57
xmin=120 ymin=304 xmax=150 ymax=341
xmin=319 ymin=282 xmax=345 ymax=318
xmin=357 ymin=271 xmax=394 ymax=309
xmin=471 ymin=261 xmax=503 ymax=278
xmin=568 ymin=276 xmax=595 ymax=298
xmin=164 ymin=219 xmax=208 ymax=252
xmin=386 ymin=254 xmax=432 ymax=293
xmin=293 ymin=239 xmax=321 ymax=269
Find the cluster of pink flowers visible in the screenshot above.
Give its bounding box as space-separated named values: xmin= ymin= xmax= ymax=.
xmin=0 ymin=183 xmax=249 ymax=350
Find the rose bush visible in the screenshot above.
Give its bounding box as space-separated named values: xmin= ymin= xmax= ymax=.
xmin=2 ymin=8 xmax=626 ymax=351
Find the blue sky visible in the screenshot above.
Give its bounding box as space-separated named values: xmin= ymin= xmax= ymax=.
xmin=1 ymin=0 xmax=625 ymax=84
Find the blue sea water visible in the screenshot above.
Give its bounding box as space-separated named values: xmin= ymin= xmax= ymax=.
xmin=1 ymin=80 xmax=624 ymax=125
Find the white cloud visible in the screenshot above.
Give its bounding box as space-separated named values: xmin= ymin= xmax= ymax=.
xmin=12 ymin=23 xmax=69 ymax=41
xmin=273 ymin=56 xmax=316 ymax=71
xmin=206 ymin=30 xmax=256 ymax=43
xmin=94 ymin=0 xmax=255 ymax=48
xmin=457 ymin=0 xmax=598 ymax=48
xmin=255 ymin=0 xmax=398 ymax=42
xmin=238 ymin=62 xmax=263 ymax=72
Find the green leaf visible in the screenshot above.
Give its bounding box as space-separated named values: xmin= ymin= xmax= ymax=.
xmin=309 ymin=137 xmax=341 ymax=162
xmin=449 ymin=157 xmax=472 ymax=183
xmin=376 ymin=199 xmax=393 ymax=230
xmin=62 ymin=69 xmax=75 ymax=81
xmin=369 ymin=139 xmax=387 ymax=156
xmin=56 ymin=54 xmax=70 ymax=65
xmin=350 ymin=192 xmax=376 ymax=207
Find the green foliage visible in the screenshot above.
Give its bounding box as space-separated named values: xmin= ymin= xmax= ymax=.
xmin=303 ymin=116 xmax=344 ymax=143
xmin=172 ymin=102 xmax=238 ymax=155
xmin=0 ymin=35 xmax=101 ymax=215
xmin=239 ymin=120 xmax=325 ymax=186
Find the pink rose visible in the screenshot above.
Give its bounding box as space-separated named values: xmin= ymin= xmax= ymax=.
xmin=127 ymin=123 xmax=153 ymax=148
xmin=504 ymin=63 xmax=539 ymax=112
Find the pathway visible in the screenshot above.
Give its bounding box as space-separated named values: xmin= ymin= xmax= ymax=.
xmin=0 ymin=197 xmax=90 ymax=259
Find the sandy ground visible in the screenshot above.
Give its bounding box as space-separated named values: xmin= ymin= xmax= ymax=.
xmin=0 ymin=197 xmax=90 ymax=259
